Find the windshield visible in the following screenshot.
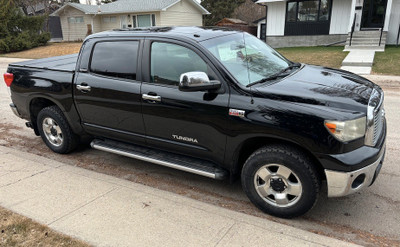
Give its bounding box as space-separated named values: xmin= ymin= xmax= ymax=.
xmin=201 ymin=33 xmax=291 ymax=86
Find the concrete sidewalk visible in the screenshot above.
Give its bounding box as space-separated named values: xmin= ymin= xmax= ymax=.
xmin=341 ymin=50 xmax=376 ymax=75
xmin=0 ymin=146 xmax=359 ymax=247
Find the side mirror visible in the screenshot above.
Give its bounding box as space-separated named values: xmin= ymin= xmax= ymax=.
xmin=179 ymin=72 xmax=221 ymax=92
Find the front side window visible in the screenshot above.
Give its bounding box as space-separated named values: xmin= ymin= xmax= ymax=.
xmin=202 ymin=33 xmax=290 ymax=86
xmin=90 ymin=41 xmax=139 ymax=80
xmin=150 ymin=42 xmax=213 ymax=86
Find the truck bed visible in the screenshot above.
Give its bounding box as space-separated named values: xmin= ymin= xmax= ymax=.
xmin=9 ymin=54 xmax=78 ymax=72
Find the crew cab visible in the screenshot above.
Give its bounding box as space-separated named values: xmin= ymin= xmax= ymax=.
xmin=4 ymin=27 xmax=386 ymax=218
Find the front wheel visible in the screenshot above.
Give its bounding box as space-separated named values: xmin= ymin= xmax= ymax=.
xmin=37 ymin=106 xmax=78 ymax=154
xmin=241 ymin=144 xmax=320 ymax=218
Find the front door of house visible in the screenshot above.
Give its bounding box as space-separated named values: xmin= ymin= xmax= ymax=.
xmin=361 ymin=0 xmax=387 ymax=29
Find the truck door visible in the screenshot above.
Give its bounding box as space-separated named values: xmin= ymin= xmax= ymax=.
xmin=74 ymin=39 xmax=145 ymax=145
xmin=141 ymin=39 xmax=230 ymax=165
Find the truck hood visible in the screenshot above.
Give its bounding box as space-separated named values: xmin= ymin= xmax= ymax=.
xmin=255 ymin=64 xmax=377 ymax=112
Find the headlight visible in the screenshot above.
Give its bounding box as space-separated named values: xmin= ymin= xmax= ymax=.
xmin=324 ymin=117 xmax=366 ymax=142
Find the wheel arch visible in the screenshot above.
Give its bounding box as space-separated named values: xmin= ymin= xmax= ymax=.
xmin=28 ymin=96 xmax=83 ymax=135
xmin=231 ymin=136 xmax=326 ymax=182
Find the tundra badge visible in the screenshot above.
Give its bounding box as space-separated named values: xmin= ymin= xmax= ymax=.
xmin=172 ymin=135 xmax=199 ymax=143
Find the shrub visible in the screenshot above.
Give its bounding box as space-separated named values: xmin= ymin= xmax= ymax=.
xmin=0 ymin=0 xmax=50 ymax=53
xmin=36 ymin=32 xmax=51 ymax=45
xmin=0 ymin=39 xmax=9 ymax=53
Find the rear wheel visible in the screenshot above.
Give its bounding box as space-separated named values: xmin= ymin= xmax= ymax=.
xmin=241 ymin=144 xmax=320 ymax=218
xmin=37 ymin=106 xmax=78 ymax=154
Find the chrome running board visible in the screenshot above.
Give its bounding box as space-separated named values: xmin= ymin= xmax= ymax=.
xmin=91 ymin=139 xmax=228 ymax=180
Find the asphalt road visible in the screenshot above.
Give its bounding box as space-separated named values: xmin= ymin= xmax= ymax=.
xmin=1 ymin=58 xmax=399 ymax=246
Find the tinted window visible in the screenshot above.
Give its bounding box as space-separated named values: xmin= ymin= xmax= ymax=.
xmin=90 ymin=41 xmax=139 ymax=80
xmin=151 ymin=42 xmax=214 ymax=86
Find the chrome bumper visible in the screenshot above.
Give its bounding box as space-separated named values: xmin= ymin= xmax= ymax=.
xmin=10 ymin=103 xmax=21 ymax=118
xmin=325 ymin=146 xmax=385 ymax=197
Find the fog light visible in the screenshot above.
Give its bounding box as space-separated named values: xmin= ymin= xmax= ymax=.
xmin=352 ymin=174 xmax=366 ymax=189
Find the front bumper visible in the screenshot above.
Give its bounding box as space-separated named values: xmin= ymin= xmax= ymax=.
xmin=325 ymin=142 xmax=385 ymax=197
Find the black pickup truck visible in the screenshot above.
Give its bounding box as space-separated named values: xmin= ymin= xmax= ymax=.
xmin=4 ymin=27 xmax=386 ymax=218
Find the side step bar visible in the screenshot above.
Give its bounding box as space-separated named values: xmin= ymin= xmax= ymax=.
xmin=91 ymin=139 xmax=228 ymax=180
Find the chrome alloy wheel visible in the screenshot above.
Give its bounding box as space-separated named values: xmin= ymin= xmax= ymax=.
xmin=254 ymin=164 xmax=302 ymax=208
xmin=42 ymin=117 xmax=64 ymax=147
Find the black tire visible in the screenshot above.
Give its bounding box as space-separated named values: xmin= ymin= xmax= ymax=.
xmin=241 ymin=144 xmax=320 ymax=218
xmin=37 ymin=106 xmax=79 ymax=154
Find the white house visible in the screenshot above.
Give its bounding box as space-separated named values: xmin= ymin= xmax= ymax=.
xmin=51 ymin=0 xmax=210 ymax=41
xmin=255 ymin=0 xmax=400 ymax=48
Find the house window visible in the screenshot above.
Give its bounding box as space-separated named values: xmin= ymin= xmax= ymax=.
xmin=286 ymin=0 xmax=331 ymax=22
xmin=285 ymin=0 xmax=332 ymax=35
xmin=319 ymin=0 xmax=330 ymax=21
xmin=298 ymin=1 xmax=319 ymax=21
xmin=132 ymin=14 xmax=156 ymax=28
xmin=287 ymin=2 xmax=297 ymax=22
xmin=103 ymin=16 xmax=117 ymax=23
xmin=67 ymin=17 xmax=84 ymax=23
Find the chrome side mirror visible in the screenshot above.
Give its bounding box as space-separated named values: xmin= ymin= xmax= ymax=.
xmin=179 ymin=72 xmax=221 ymax=92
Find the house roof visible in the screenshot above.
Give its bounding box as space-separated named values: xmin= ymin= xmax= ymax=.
xmin=26 ymin=3 xmax=45 ymax=15
xmin=253 ymin=17 xmax=267 ymax=24
xmin=52 ymin=0 xmax=210 ymax=16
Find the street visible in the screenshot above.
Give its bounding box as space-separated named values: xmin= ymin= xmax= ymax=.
xmin=1 ymin=58 xmax=399 ymax=246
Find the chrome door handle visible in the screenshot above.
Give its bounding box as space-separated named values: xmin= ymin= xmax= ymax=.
xmin=76 ymin=84 xmax=91 ymax=92
xmin=142 ymin=94 xmax=161 ymax=102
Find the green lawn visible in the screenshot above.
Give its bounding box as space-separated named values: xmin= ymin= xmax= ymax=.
xmin=276 ymin=45 xmax=400 ymax=76
xmin=276 ymin=46 xmax=348 ymax=69
xmin=372 ymin=46 xmax=400 ymax=76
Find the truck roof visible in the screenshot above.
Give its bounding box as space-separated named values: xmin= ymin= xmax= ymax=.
xmin=86 ymin=26 xmax=240 ymax=42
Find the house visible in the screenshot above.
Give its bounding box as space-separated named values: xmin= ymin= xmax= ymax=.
xmin=232 ymin=0 xmax=266 ymax=24
xmin=216 ymin=18 xmax=257 ymax=36
xmin=21 ymin=3 xmax=63 ymax=42
xmin=254 ymin=0 xmax=400 ymax=48
xmin=51 ymin=0 xmax=210 ymax=41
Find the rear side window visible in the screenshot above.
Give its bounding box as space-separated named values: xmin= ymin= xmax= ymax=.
xmin=90 ymin=41 xmax=139 ymax=80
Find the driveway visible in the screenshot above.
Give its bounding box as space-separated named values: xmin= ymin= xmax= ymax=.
xmin=0 ymin=57 xmax=399 ymax=246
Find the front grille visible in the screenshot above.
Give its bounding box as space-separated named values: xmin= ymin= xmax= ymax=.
xmin=365 ymin=89 xmax=384 ymax=146
xmin=373 ymin=105 xmax=384 ymax=145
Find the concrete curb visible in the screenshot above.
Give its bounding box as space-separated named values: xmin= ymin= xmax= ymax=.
xmin=0 ymin=146 xmax=360 ymax=247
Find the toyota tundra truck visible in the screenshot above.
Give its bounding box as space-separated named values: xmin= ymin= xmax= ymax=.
xmin=4 ymin=27 xmax=386 ymax=218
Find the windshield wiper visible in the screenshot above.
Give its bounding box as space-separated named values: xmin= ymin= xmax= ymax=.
xmin=246 ymin=62 xmax=301 ymax=88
